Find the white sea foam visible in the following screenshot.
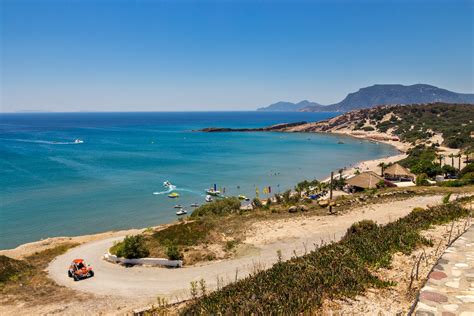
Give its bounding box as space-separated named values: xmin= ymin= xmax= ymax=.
xmin=4 ymin=138 xmax=81 ymax=145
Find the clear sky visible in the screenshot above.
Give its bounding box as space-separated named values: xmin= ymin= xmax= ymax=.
xmin=1 ymin=0 xmax=473 ymax=112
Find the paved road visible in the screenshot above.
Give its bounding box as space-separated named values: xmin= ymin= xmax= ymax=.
xmin=48 ymin=195 xmax=444 ymax=302
xmin=414 ymin=225 xmax=474 ymax=315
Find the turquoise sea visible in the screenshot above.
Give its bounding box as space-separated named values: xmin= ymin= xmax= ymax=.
xmin=0 ymin=112 xmax=399 ymax=249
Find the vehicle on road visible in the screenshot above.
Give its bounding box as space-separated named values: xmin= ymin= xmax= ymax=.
xmin=68 ymin=259 xmax=94 ymax=281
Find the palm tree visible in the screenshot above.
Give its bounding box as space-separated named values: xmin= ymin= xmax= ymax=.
xmin=437 ymin=154 xmax=444 ymax=167
xmin=448 ymin=153 xmax=455 ymax=168
xmin=456 ymin=153 xmax=462 ymax=170
xmin=338 ymin=168 xmax=343 ymax=181
xmin=378 ymin=162 xmax=387 ymax=177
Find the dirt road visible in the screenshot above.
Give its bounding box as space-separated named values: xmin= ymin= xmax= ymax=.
xmin=47 ymin=195 xmax=445 ymax=303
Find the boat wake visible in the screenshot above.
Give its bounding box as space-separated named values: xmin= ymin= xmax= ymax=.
xmin=152 ymin=184 xmax=177 ymax=195
xmin=3 ymin=138 xmax=83 ymax=145
xmin=153 ymin=182 xmax=203 ymax=196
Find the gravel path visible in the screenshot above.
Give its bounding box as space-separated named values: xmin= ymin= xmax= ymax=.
xmin=47 ymin=195 xmax=444 ymax=302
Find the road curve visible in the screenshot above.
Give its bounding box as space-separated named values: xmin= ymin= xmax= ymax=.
xmin=48 ymin=195 xmax=445 ymax=301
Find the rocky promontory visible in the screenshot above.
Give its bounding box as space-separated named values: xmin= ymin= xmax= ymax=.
xmin=199 ymin=121 xmax=308 ymax=132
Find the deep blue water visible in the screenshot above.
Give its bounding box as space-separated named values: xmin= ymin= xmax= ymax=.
xmin=0 ymin=112 xmax=398 ymax=249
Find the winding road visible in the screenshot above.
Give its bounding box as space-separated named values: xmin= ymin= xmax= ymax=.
xmin=48 ymin=195 xmax=445 ymax=302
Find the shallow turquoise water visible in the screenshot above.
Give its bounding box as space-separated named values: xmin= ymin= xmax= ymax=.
xmin=0 ymin=112 xmax=398 ymax=249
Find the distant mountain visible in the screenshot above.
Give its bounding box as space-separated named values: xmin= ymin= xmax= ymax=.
xmin=257 ymin=100 xmax=324 ymax=112
xmin=259 ymin=84 xmax=474 ymax=112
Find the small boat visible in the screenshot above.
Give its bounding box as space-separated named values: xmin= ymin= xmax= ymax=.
xmin=168 ymin=192 xmax=180 ymax=198
xmin=190 ymin=203 xmax=199 ymax=207
xmin=74 ymin=139 xmax=84 ymax=144
xmin=206 ymin=189 xmax=221 ymax=196
xmin=163 ymin=180 xmax=172 ymax=187
xmin=205 ymin=195 xmax=213 ymax=202
xmin=174 ymin=205 xmax=183 ymax=209
xmin=337 ymin=141 xmax=344 ymax=144
xmin=176 ymin=209 xmax=187 ymax=216
xmin=238 ymin=195 xmax=248 ymax=200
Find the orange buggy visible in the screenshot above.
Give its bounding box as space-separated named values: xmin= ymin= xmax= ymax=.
xmin=68 ymin=259 xmax=94 ymax=281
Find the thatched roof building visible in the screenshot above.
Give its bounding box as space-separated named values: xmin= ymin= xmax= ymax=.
xmin=383 ymin=163 xmax=415 ymax=180
xmin=346 ymin=171 xmax=394 ymax=190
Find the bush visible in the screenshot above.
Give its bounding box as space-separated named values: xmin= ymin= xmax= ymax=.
xmin=460 ymin=163 xmax=474 ymax=177
xmin=362 ymin=126 xmax=375 ymax=131
xmin=415 ymin=173 xmax=430 ymax=186
xmin=191 ymin=197 xmax=241 ymax=217
xmin=166 ymin=243 xmax=183 ymax=261
xmin=344 ymin=220 xmax=378 ymax=237
xmin=252 ymin=198 xmax=263 ymax=208
xmin=153 ymin=220 xmax=213 ymax=246
xmin=115 ymin=235 xmax=150 ymax=259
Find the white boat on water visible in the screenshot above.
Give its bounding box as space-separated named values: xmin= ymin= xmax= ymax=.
xmin=163 ymin=180 xmax=172 ymax=187
xmin=74 ymin=139 xmax=84 ymax=144
xmin=206 ymin=189 xmax=221 ymax=196
xmin=176 ymin=209 xmax=187 ymax=216
xmin=190 ymin=203 xmax=199 ymax=207
xmin=174 ymin=205 xmax=183 ymax=209
xmin=205 ymin=195 xmax=213 ymax=202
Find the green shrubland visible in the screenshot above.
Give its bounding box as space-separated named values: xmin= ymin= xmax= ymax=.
xmin=182 ymin=200 xmax=470 ymax=314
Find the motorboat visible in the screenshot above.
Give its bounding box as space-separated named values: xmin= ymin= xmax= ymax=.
xmin=176 ymin=209 xmax=187 ymax=216
xmin=206 ymin=189 xmax=221 ymax=196
xmin=238 ymin=195 xmax=248 ymax=200
xmin=174 ymin=205 xmax=183 ymax=209
xmin=163 ymin=180 xmax=172 ymax=187
xmin=168 ymin=192 xmax=180 ymax=198
xmin=74 ymin=139 xmax=84 ymax=144
xmin=205 ymin=195 xmax=213 ymax=203
xmin=190 ymin=203 xmax=199 ymax=207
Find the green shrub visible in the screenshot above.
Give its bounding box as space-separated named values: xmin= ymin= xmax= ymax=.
xmin=442 ymin=193 xmax=452 ymax=204
xmin=115 ymin=235 xmax=150 ymax=259
xmin=415 ymin=173 xmax=430 ymax=186
xmin=441 ymin=165 xmax=456 ymax=176
xmin=191 ymin=197 xmax=241 ymax=217
xmin=225 ymin=240 xmax=238 ymax=251
xmin=362 ymin=126 xmax=375 ymax=131
xmin=252 ymin=198 xmax=263 ymax=208
xmin=460 ymin=163 xmax=474 ymax=178
xmin=344 ymin=220 xmax=378 ymax=237
xmin=461 ymin=172 xmax=474 ymax=184
xmin=152 ymin=220 xmax=213 ymax=246
xmin=166 ymin=243 xmax=183 ymax=261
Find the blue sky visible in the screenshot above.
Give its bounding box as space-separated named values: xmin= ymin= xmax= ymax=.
xmin=1 ymin=0 xmax=473 ymax=112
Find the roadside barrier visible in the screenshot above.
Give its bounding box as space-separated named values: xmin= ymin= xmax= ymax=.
xmin=103 ymin=252 xmax=183 ymax=267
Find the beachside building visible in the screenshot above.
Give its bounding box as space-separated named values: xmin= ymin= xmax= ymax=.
xmin=383 ymin=163 xmax=415 ymax=181
xmin=345 ymin=171 xmax=395 ymax=192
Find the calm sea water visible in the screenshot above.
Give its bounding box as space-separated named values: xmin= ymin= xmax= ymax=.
xmin=0 ymin=112 xmax=398 ymax=249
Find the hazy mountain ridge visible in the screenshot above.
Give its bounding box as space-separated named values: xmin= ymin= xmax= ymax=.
xmin=258 ymin=84 xmax=474 ymax=112
xmin=257 ymin=100 xmax=325 ymax=112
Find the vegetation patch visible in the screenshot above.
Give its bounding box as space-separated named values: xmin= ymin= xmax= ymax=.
xmin=368 ymin=103 xmax=474 ymax=150
xmin=182 ymin=200 xmax=470 ymax=314
xmin=1 ymin=243 xmax=81 ymax=305
xmin=191 ymin=197 xmax=241 ymax=217
xmin=0 ymin=256 xmax=31 ymax=287
xmin=110 ymin=220 xmax=218 ymax=264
